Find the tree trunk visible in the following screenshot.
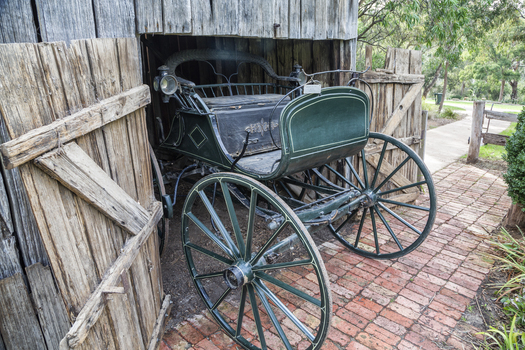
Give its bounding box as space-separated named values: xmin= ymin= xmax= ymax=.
xmin=461 ymin=82 xmax=465 ymax=98
xmin=509 ymin=80 xmax=518 ymax=102
xmin=438 ymin=60 xmax=449 ymax=113
xmin=503 ymin=202 xmax=525 ymax=229
xmin=499 ymin=79 xmax=506 ymax=102
xmin=423 ymin=62 xmax=443 ymax=99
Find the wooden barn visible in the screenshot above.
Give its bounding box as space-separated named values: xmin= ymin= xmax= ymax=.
xmin=0 ymin=1 xmax=425 ymax=349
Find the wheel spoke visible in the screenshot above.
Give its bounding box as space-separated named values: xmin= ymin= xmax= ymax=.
xmin=244 ymin=191 xmax=258 ymax=261
xmin=247 ymin=284 xmax=267 ymax=349
xmin=250 ymin=220 xmax=288 ymax=265
xmin=220 ymin=182 xmax=246 ymax=257
xmin=253 ymin=284 xmax=294 ymax=350
xmin=370 ymin=208 xmax=380 ymax=254
xmin=371 ymin=140 xmax=388 ymax=188
xmin=331 ymin=210 xmax=358 ymax=234
xmin=345 ymin=158 xmax=365 ymax=189
xmin=185 ymin=243 xmax=234 ymax=265
xmin=324 ymin=164 xmax=360 ymax=190
xmin=252 ymin=259 xmax=312 ymax=272
xmin=186 ymin=213 xmax=234 ymax=258
xmin=373 ymin=205 xmax=403 ymax=250
xmin=195 ymin=271 xmax=225 ymax=280
xmin=256 ymin=272 xmax=321 ymax=307
xmin=374 ymin=156 xmax=410 ymax=192
xmin=361 ymin=149 xmax=369 ymax=188
xmin=354 ymin=208 xmax=368 ymax=248
xmin=378 ymin=202 xmax=422 ymax=235
xmin=378 ymin=180 xmax=427 ymax=196
xmin=212 ymin=287 xmax=232 ymax=310
xmin=254 ymin=280 xmax=315 ymax=342
xmin=378 ymin=198 xmax=430 ymax=211
xmin=236 ymin=286 xmax=247 ymax=337
xmin=198 ymin=191 xmax=240 ymax=257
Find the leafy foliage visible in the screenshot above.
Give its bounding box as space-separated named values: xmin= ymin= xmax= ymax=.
xmin=502 ymin=295 xmax=525 ymax=328
xmin=477 ymin=315 xmax=525 ymax=350
xmin=504 ymin=109 xmax=525 ymax=206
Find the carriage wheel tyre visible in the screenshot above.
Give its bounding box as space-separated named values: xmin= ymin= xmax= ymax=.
xmin=182 ymin=173 xmax=332 ymax=350
xmin=328 ymin=132 xmax=437 ymax=259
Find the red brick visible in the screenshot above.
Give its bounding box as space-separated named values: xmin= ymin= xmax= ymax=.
xmin=379 ymin=308 xmax=413 ymax=328
xmin=410 ymin=323 xmax=447 ymax=343
xmin=354 ymin=297 xmax=384 ymax=313
xmin=187 ymin=314 xmax=219 ymax=337
xmin=175 ymin=322 xmax=205 ymax=344
xmin=345 ymin=300 xmax=378 ymax=320
xmin=380 ymin=267 xmax=411 ymax=286
xmin=404 ymin=331 xmax=442 ymax=350
xmin=194 ymin=338 xmax=222 ymax=350
xmin=373 ymin=316 xmax=407 ymax=336
xmin=331 ymin=315 xmax=359 ymax=337
xmin=327 ymin=326 xmax=352 ymax=346
xmin=208 ymin=331 xmax=235 ymax=349
xmin=422 ymin=309 xmax=457 ymax=328
xmin=428 ymin=300 xmax=463 ymax=320
xmin=374 ymin=277 xmax=403 ymax=293
xmin=444 ymin=281 xmax=477 ymax=298
xmin=398 ymin=288 xmax=430 ymax=306
xmin=385 ymin=302 xmax=419 ymax=321
xmin=355 ymin=332 xmax=393 ymax=350
xmin=336 ymin=308 xmax=369 ymax=329
xmin=364 ymin=323 xmax=401 ymax=346
xmin=347 ymin=341 xmax=371 ymax=349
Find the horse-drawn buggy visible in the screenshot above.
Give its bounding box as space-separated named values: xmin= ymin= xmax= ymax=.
xmin=150 ymin=49 xmax=436 ymax=350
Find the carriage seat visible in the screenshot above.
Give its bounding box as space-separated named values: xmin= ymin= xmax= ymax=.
xmin=201 ymin=93 xmax=290 ymax=158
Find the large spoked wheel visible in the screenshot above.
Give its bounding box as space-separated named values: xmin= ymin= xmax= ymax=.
xmin=182 ymin=173 xmax=331 ymax=350
xmin=329 ymin=132 xmax=437 ymax=259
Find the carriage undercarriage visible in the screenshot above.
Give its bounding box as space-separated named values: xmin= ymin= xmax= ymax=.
xmin=151 ymin=49 xmax=436 ymax=350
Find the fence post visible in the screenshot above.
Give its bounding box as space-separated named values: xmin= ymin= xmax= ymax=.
xmin=467 ymin=101 xmax=485 ymax=164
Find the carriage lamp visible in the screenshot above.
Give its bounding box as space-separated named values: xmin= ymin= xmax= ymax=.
xmin=154 ymin=65 xmax=180 ymax=97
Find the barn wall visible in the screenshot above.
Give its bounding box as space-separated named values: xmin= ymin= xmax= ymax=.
xmin=0 ymin=0 xmax=358 ymax=43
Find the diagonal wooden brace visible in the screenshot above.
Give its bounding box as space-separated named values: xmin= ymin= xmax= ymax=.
xmin=59 ymin=201 xmax=162 ymax=349
xmin=380 ymin=82 xmax=424 ymax=136
xmin=34 ymin=142 xmax=150 ymax=235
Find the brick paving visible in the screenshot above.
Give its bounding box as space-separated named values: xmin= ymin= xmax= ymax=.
xmin=161 ymin=161 xmax=510 ymax=350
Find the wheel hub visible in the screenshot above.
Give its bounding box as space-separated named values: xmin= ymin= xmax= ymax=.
xmin=223 ymin=261 xmax=254 ymax=289
xmin=362 ymin=189 xmax=378 ymax=208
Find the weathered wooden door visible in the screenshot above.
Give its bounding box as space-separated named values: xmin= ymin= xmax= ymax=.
xmin=0 ymin=38 xmax=168 ymax=350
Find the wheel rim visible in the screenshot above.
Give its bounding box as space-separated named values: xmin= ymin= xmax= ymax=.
xmin=182 ymin=173 xmax=331 ymax=350
xmin=327 ymin=132 xmax=437 ymax=259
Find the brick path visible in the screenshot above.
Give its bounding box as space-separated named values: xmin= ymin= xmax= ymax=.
xmin=161 ymin=161 xmax=510 ymax=350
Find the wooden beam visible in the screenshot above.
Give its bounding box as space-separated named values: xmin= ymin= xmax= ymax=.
xmin=34 ymin=142 xmax=150 ymax=236
xmin=484 ymin=110 xmax=518 ymax=123
xmin=364 ymin=136 xmax=421 ymax=155
xmin=59 ymin=201 xmax=162 ymax=349
xmin=361 ymin=72 xmax=424 ymax=84
xmin=482 ymin=132 xmax=509 ymax=146
xmin=380 ymin=82 xmax=424 ymax=136
xmin=147 ymin=295 xmax=173 ymax=350
xmin=0 ymin=84 xmax=150 ymax=169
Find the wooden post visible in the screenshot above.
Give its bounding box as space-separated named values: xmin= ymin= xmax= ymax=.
xmin=467 ymin=101 xmax=485 ymax=164
xmin=419 ymin=110 xmax=428 ymax=162
xmin=365 ymin=45 xmax=373 ymax=70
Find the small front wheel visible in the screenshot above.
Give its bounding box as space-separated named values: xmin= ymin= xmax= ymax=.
xmin=182 ymin=173 xmax=331 ymax=350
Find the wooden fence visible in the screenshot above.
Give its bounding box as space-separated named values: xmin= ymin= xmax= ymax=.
xmin=467 ymin=101 xmax=518 ymax=163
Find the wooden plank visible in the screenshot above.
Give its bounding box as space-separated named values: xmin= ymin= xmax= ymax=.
xmin=467 ymin=101 xmax=485 ymax=164
xmin=0 ymin=0 xmax=37 ymax=43
xmin=35 ymin=142 xmax=150 ymax=236
xmin=380 ymin=82 xmax=424 ymax=136
xmin=361 ymin=72 xmax=424 ymax=84
xmin=0 ymin=235 xmax=23 ymax=280
xmin=0 ymin=273 xmax=46 ymax=350
xmin=301 ymin=0 xmax=316 ymax=39
xmin=34 ymin=0 xmax=96 ymax=43
xmin=92 ymin=0 xmax=135 ymax=37
xmin=482 ymin=133 xmax=509 ymax=146
xmin=326 ymin=0 xmax=341 ymax=39
xmin=0 ymin=85 xmax=151 ymax=169
xmin=314 ymin=0 xmax=328 ymax=39
xmin=146 ymin=295 xmax=173 ymax=350
xmin=485 ymin=110 xmax=518 ymax=122
xmin=26 ymin=263 xmax=71 ymax=350
xmin=60 ymin=202 xmax=162 ymax=349
xmin=163 ymin=0 xmax=192 ymax=34
xmin=364 ymin=136 xmax=421 ymax=154
xmin=135 ymin=0 xmax=163 ymax=33
xmin=288 ymin=0 xmax=301 ymax=39
xmin=273 ymin=0 xmax=289 ymax=38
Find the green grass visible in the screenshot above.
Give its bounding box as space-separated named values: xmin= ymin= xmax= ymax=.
xmin=461 ymin=123 xmax=517 ymax=160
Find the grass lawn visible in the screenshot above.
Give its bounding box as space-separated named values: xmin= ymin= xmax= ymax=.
xmin=444 ymin=100 xmax=524 ymax=114
xmin=461 ymin=122 xmax=517 ymax=160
